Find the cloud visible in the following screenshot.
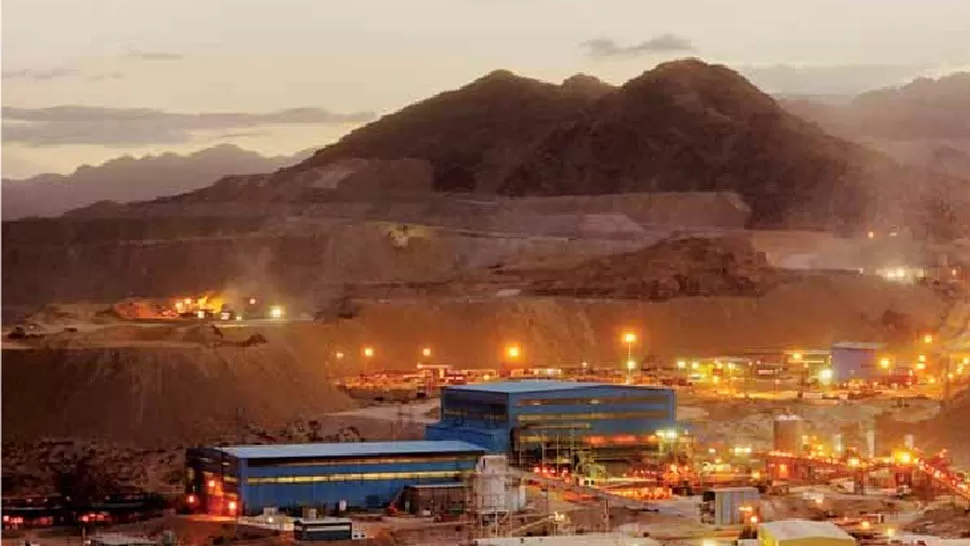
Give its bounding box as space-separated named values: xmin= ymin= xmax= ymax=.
xmin=581 ymin=35 xmax=694 ymax=59
xmin=2 ymin=68 xmax=79 ymax=81
xmin=125 ymin=49 xmax=185 ymax=61
xmin=85 ymin=71 xmax=126 ymax=82
xmin=3 ymin=67 xmax=126 ymax=82
xmin=211 ymin=130 xmax=271 ymax=140
xmin=2 ymin=105 xmax=377 ymax=147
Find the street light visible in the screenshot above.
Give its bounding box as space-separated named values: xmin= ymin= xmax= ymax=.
xmin=363 ymin=347 xmax=375 ymax=358
xmin=622 ymin=331 xmax=638 ymax=382
xmin=421 ymin=347 xmax=432 ymax=358
xmin=335 ymin=351 xmax=345 ymax=360
xmin=505 ymin=344 xmax=521 ymax=360
xmin=923 ymin=334 xmax=934 ymax=344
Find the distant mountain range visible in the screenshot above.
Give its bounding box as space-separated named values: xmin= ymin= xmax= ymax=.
xmin=1 ymin=144 xmax=313 ymax=219
xmin=781 ymin=72 xmax=970 ymax=179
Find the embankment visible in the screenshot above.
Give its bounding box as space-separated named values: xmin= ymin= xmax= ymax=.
xmin=279 ymin=275 xmax=946 ymax=369
xmin=1 ymin=344 xmax=355 ymax=447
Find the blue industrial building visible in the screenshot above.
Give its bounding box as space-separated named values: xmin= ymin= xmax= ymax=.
xmin=830 ymin=342 xmax=886 ymax=383
xmin=184 ymin=441 xmax=485 ymax=516
xmin=425 ymin=380 xmax=678 ymax=464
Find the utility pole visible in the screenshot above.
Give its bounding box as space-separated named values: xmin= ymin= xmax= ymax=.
xmin=943 ymin=353 xmax=952 ymax=408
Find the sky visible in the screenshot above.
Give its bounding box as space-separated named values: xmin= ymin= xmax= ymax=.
xmin=3 ymin=0 xmax=970 ymax=178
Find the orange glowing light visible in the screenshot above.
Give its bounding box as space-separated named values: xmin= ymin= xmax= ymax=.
xmin=622 ymin=332 xmax=637 ymax=344
xmin=186 ymin=494 xmax=197 ymax=505
xmin=422 ymin=347 xmax=432 ymax=358
xmin=363 ymin=347 xmax=375 ymax=358
xmin=207 ymin=479 xmax=216 ymax=489
xmin=505 ymin=344 xmax=521 ymax=360
xmin=227 ymin=500 xmax=238 ymax=513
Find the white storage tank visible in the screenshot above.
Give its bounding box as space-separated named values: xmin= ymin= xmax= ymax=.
xmin=474 ymin=455 xmax=511 ymax=515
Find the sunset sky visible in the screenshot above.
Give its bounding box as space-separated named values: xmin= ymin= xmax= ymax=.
xmin=3 ymin=0 xmax=969 ymax=178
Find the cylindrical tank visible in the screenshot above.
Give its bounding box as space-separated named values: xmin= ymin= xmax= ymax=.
xmin=773 ymin=414 xmax=805 ymax=454
xmin=474 ymin=455 xmax=510 ymax=514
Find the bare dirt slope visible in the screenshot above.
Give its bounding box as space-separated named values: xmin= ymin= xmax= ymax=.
xmin=1 ymin=342 xmax=356 ymax=447
xmin=275 ymin=277 xmax=946 ymax=368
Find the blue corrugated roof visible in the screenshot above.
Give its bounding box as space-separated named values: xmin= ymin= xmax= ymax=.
xmin=446 ymin=380 xmax=610 ymax=394
xmin=215 ymin=440 xmax=485 ymax=460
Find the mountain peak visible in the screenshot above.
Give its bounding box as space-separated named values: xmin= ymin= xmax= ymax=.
xmin=560 ymin=74 xmax=614 ymax=98
xmin=619 ymin=57 xmax=780 ymax=120
xmin=627 ymin=58 xmax=759 ymax=92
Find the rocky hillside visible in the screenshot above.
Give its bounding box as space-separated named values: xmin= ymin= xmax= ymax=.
xmin=526 ymin=237 xmax=781 ymax=299
xmin=288 ymin=70 xmax=606 ymax=194
xmin=153 ymin=59 xmax=967 ymax=236
xmin=498 ymin=60 xmax=877 ymax=231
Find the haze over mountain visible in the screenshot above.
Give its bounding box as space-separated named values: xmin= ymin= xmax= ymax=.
xmin=158 ymin=59 xmax=967 ymax=238
xmin=782 ymin=72 xmax=970 ymax=179
xmin=1 ymin=144 xmax=313 ymax=219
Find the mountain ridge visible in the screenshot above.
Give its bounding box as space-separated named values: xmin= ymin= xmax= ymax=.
xmin=41 ymin=60 xmax=970 ymax=238
xmin=2 ymin=144 xmax=314 ymax=219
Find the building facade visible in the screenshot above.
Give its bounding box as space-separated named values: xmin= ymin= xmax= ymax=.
xmin=184 ymin=441 xmax=485 ymax=516
xmin=425 ymin=380 xmax=678 ymax=465
xmin=830 ymin=342 xmax=885 ymax=383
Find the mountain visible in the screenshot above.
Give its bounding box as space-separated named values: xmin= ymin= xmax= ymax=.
xmin=497 ymin=59 xmax=881 ymax=230
xmin=781 ymin=72 xmax=970 ymax=178
xmin=559 ymin=74 xmax=615 ymax=99
xmin=1 ymin=145 xmax=313 ymax=219
xmin=118 ymin=60 xmax=969 ymax=237
xmin=286 ymin=70 xmax=604 ymax=193
xmin=846 ymin=72 xmax=970 ymax=139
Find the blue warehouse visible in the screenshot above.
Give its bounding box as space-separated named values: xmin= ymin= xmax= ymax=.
xmin=184 ymin=441 xmax=485 ymax=516
xmin=830 ymin=341 xmax=886 ymax=383
xmin=425 ymin=380 xmax=678 ymax=464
